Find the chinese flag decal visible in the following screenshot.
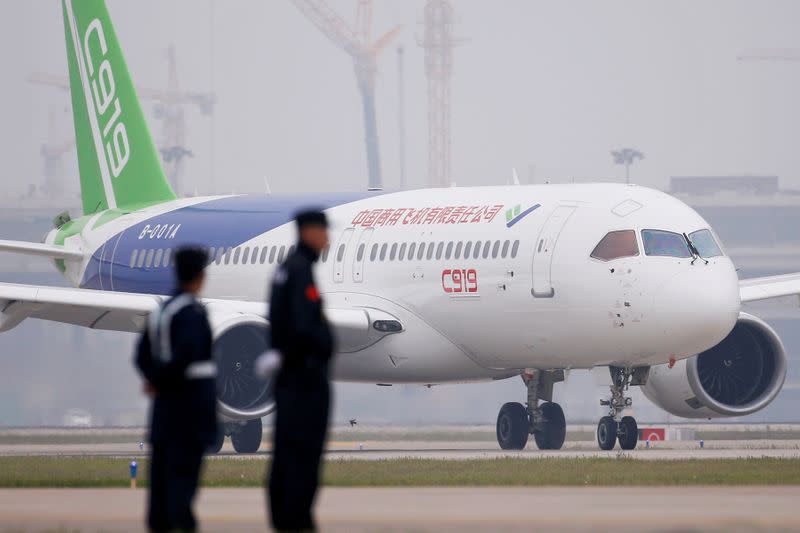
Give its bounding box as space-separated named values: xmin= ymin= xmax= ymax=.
xmin=305 ymin=284 xmax=320 ymax=302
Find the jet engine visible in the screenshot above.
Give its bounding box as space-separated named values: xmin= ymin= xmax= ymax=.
xmin=642 ymin=312 xmax=787 ymax=418
xmin=209 ymin=312 xmax=274 ymax=421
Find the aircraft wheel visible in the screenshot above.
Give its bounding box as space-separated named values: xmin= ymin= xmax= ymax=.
xmin=496 ymin=402 xmax=529 ymax=450
xmin=597 ymin=416 xmax=617 ymax=450
xmin=618 ymin=416 xmax=638 ymax=450
xmin=232 ymin=418 xmax=262 ymax=454
xmin=208 ymin=427 xmax=225 ymax=454
xmin=533 ymin=402 xmax=566 ymax=450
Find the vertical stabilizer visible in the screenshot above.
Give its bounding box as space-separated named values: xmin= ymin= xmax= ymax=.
xmin=61 ymin=0 xmax=176 ymax=214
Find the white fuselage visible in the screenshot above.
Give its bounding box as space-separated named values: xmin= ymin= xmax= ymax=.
xmin=55 ymin=184 xmax=741 ymax=384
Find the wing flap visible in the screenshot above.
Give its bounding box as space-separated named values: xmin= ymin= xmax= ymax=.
xmin=740 ymin=273 xmax=800 ymax=303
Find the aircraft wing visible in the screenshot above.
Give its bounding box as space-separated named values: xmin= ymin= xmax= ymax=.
xmin=740 ymin=273 xmax=800 ymax=303
xmin=0 ymin=282 xmax=397 ymax=351
xmin=0 ymin=239 xmax=84 ymax=261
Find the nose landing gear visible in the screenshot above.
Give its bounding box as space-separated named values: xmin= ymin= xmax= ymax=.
xmin=496 ymin=370 xmax=566 ymax=450
xmin=597 ymin=366 xmax=647 ymax=450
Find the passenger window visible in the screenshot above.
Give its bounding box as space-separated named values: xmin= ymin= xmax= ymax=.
xmin=145 ymin=249 xmax=154 ymax=268
xmin=492 ymin=240 xmax=500 ymax=258
xmin=154 ymin=249 xmax=164 ymax=267
xmin=482 ymin=241 xmax=491 ymax=259
xmin=408 ymin=242 xmax=416 ymax=261
xmin=426 ymin=242 xmax=435 ymax=260
xmin=436 ymin=242 xmax=444 ymax=260
xmin=591 ymin=230 xmax=639 ymax=261
xmin=390 ymin=243 xmax=398 ymax=261
xmin=380 ymin=243 xmax=388 ymax=261
xmin=269 ymin=246 xmax=277 ymax=263
xmin=223 ymin=247 xmax=232 ymax=265
xmin=464 ymin=241 xmax=472 ymax=259
xmin=357 ymin=243 xmax=365 ymax=262
xmin=370 ymin=243 xmax=378 ymax=261
xmin=278 ymin=246 xmax=286 ymax=263
xmin=250 ymin=246 xmax=258 ymax=264
xmin=511 ymin=240 xmax=520 ymax=258
xmin=242 ymin=247 xmax=250 ymax=264
xmin=418 ymin=242 xmax=426 ymax=260
xmin=445 ymin=242 xmax=453 ymax=259
xmin=135 ymin=250 xmax=145 ymax=268
xmin=455 ymin=242 xmax=463 ymax=259
xmin=473 ymin=241 xmax=481 ymax=259
xmin=163 ymin=248 xmax=172 ymax=268
xmin=399 ymin=243 xmax=407 ymax=261
xmin=501 ymin=240 xmax=510 ymax=258
xmin=688 ymin=229 xmax=723 ymax=258
xmin=233 ymin=247 xmax=241 ymax=264
xmin=260 ymin=247 xmax=268 ymax=264
xmin=321 ymin=246 xmax=329 ymax=263
xmin=130 ymin=250 xmax=138 ymax=268
xmin=336 ymin=244 xmax=346 ymax=262
xmin=641 ymin=229 xmax=691 ymax=258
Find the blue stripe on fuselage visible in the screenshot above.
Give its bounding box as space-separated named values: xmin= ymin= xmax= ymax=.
xmin=82 ymin=192 xmax=379 ymax=295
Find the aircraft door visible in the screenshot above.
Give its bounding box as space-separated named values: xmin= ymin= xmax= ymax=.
xmin=352 ymin=228 xmax=374 ymax=283
xmin=531 ymin=205 xmax=576 ymax=298
xmin=333 ymin=228 xmax=354 ymax=283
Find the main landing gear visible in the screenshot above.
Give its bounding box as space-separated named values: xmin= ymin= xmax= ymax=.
xmin=209 ymin=419 xmax=263 ymax=454
xmin=596 ymin=366 xmax=647 ymax=451
xmin=496 ymin=370 xmax=566 ymax=450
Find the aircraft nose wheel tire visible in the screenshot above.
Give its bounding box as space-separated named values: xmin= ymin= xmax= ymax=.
xmin=597 ymin=416 xmax=618 ymax=450
xmin=496 ymin=402 xmax=529 ymax=450
xmin=533 ymin=402 xmax=566 ymax=450
xmin=617 ymin=416 xmax=638 ymax=450
xmin=231 ymin=418 xmax=263 ymax=454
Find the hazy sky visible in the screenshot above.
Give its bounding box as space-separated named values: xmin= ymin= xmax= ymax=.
xmin=1 ymin=1 xmax=800 ymax=426
xmin=2 ymin=0 xmax=800 ymax=203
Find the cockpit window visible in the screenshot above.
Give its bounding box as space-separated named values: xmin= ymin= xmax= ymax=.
xmin=591 ymin=230 xmax=639 ymax=261
xmin=688 ymin=229 xmax=723 ymax=258
xmin=641 ymin=229 xmax=692 ymax=258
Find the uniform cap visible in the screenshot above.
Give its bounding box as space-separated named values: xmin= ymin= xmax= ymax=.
xmin=175 ymin=246 xmax=208 ymax=283
xmin=294 ymin=209 xmax=328 ymax=228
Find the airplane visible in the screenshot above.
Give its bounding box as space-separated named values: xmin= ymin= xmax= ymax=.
xmin=1 ymin=0 xmax=797 ymax=454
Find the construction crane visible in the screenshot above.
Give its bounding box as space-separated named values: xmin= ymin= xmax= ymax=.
xmin=420 ymin=0 xmax=457 ymax=188
xmin=291 ymin=0 xmax=401 ymax=190
xmin=28 ymin=44 xmax=215 ymax=197
xmin=397 ymin=46 xmax=406 ymax=190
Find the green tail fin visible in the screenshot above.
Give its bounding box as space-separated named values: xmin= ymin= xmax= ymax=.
xmin=61 ymin=0 xmax=176 ymax=214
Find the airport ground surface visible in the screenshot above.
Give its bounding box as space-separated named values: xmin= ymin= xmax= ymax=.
xmin=2 ymin=486 xmax=799 ymax=532
xmin=1 ymin=424 xmax=800 ymax=460
xmin=2 ymin=425 xmax=800 ymax=531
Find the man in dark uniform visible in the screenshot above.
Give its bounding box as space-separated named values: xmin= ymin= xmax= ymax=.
xmin=263 ymin=210 xmax=334 ymax=532
xmin=135 ymin=246 xmax=218 ymax=533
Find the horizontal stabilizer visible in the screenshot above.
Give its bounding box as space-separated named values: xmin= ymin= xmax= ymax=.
xmin=0 ymin=239 xmax=84 ymax=261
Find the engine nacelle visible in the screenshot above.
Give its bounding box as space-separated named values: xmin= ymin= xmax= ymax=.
xmin=642 ymin=312 xmax=787 ymax=418
xmin=208 ymin=311 xmax=274 ymax=421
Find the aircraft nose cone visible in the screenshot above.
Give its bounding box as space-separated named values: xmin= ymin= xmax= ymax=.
xmin=654 ymin=261 xmax=740 ymax=357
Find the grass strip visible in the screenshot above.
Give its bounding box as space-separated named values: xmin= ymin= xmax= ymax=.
xmin=1 ymin=457 xmax=800 ymax=488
